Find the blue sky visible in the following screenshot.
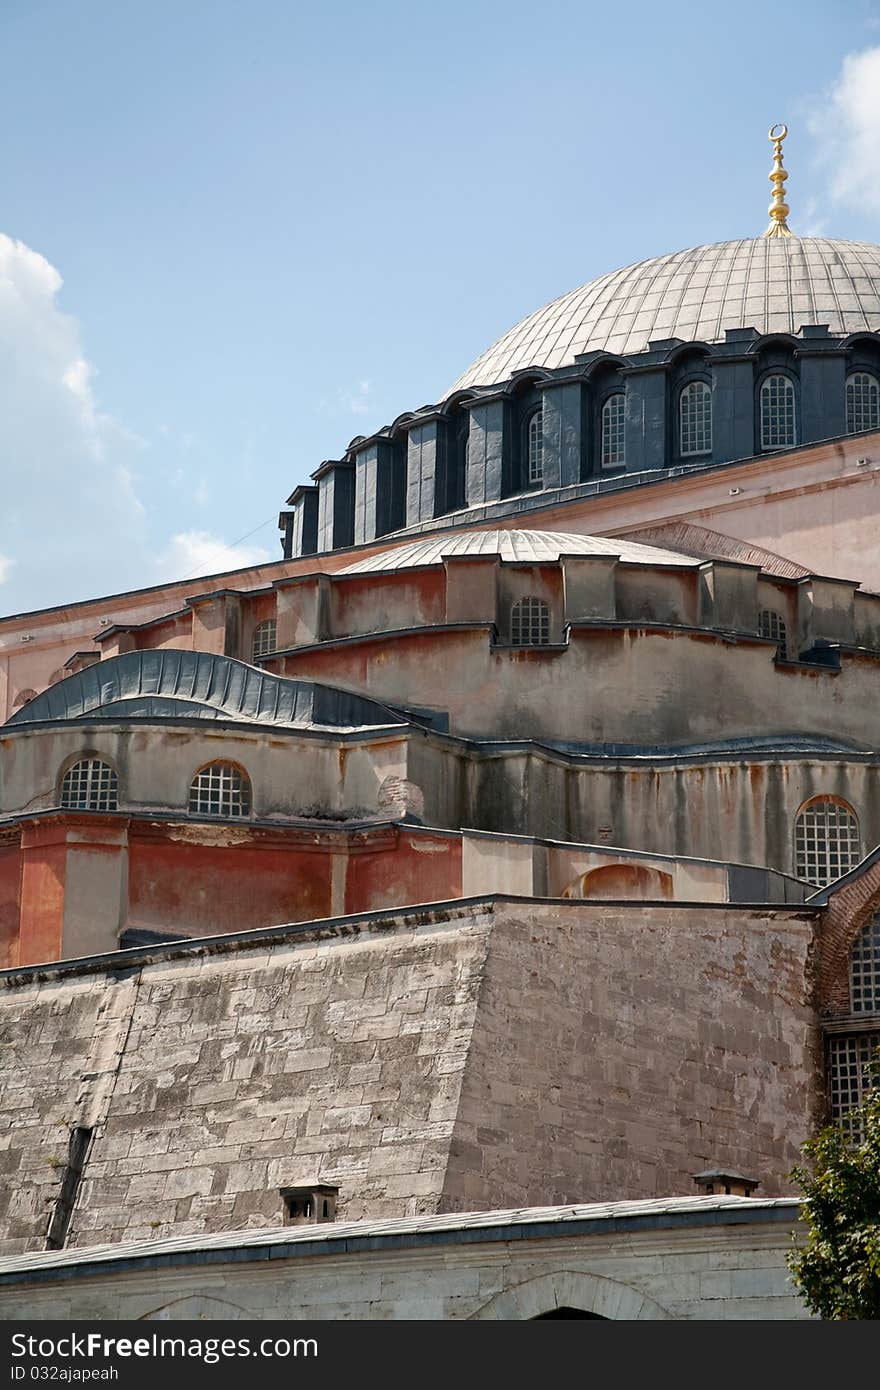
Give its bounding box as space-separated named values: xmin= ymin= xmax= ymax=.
xmin=2 ymin=0 xmax=880 ymax=614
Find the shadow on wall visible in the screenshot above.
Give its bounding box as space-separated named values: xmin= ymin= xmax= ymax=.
xmin=562 ymin=863 xmax=674 ymax=900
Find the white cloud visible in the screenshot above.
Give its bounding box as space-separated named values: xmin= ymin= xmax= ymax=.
xmin=318 ymin=379 xmax=373 ymax=417
xmin=156 ymin=530 xmax=272 ymax=582
xmin=0 ymin=232 xmax=150 ymax=614
xmin=809 ymin=47 xmax=880 ymax=215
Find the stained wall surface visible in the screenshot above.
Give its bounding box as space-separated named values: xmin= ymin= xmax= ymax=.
xmin=0 ymin=898 xmax=819 ymax=1258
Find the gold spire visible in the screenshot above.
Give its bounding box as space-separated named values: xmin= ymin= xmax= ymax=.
xmin=763 ymin=123 xmax=793 ymax=238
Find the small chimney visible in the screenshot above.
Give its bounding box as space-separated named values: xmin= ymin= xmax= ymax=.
xmin=692 ymin=1167 xmax=759 ymax=1198
xmin=280 ymin=1184 xmax=339 ymax=1225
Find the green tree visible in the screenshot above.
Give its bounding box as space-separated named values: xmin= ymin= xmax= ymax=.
xmin=787 ymin=1059 xmax=880 ymax=1319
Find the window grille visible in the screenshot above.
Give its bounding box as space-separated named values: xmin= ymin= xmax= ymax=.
xmin=828 ymin=1032 xmax=880 ymax=1135
xmin=252 ymin=618 xmax=277 ymax=661
xmin=846 ymin=372 xmax=880 ymax=435
xmin=60 ymin=759 xmax=119 ymax=812
xmin=760 ymin=374 xmax=796 ymax=449
xmin=526 ymin=409 xmax=543 ymax=486
xmin=794 ymin=798 xmax=860 ymax=886
xmin=510 ymin=596 xmax=550 ymax=646
xmin=189 ymin=762 xmax=251 ymax=818
xmin=679 ymin=381 xmax=712 ymax=456
xmin=601 ymin=394 xmax=625 ymax=468
xmin=851 ymin=913 xmax=880 ymax=1015
xmin=758 ymin=608 xmax=789 ymax=658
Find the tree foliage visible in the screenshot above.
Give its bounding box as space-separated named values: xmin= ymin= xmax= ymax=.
xmin=787 ymin=1061 xmax=880 ymax=1319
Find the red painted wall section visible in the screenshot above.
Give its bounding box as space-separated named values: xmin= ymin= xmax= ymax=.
xmin=127 ymin=836 xmax=334 ymax=936
xmin=331 ymin=569 xmax=446 ymax=638
xmin=345 ymin=830 xmax=462 ymax=913
xmin=18 ymin=824 xmax=67 ymax=967
xmin=0 ymin=844 xmax=22 ymax=968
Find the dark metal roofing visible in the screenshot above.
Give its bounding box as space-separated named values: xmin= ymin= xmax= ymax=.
xmin=3 ymin=650 xmax=403 ymax=732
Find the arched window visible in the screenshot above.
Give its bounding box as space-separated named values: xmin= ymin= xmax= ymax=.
xmin=760 ymin=374 xmax=796 ymax=449
xmin=758 ymin=608 xmax=789 ymax=659
xmin=510 ymin=596 xmax=550 ymax=646
xmin=60 ymin=758 xmax=119 ymax=812
xmin=601 ymin=394 xmax=625 ymax=468
xmin=828 ymin=910 xmax=880 ymax=1131
xmin=851 ymin=913 xmax=880 ymax=1015
xmin=679 ymin=381 xmax=712 ymax=457
xmin=794 ymin=796 xmax=861 ymax=886
xmin=252 ymin=618 xmax=277 ymax=661
xmin=846 ymin=371 xmax=880 ymax=435
xmin=189 ymin=762 xmax=251 ymax=818
xmin=12 ymin=689 xmax=37 ymax=708
xmin=526 ymin=409 xmax=543 ymax=487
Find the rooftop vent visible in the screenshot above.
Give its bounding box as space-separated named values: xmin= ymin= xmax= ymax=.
xmin=692 ymin=1167 xmax=759 ymax=1198
xmin=280 ymin=1184 xmax=338 ymax=1226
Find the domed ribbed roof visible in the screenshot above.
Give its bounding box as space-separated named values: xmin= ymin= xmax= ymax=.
xmin=341 ymin=528 xmax=696 ymax=572
xmin=449 ymin=237 xmax=880 ymax=391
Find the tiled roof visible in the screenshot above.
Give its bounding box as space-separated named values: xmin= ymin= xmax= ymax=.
xmin=450 ymin=237 xmax=880 ymax=390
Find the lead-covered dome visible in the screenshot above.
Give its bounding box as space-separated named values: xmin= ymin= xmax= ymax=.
xmin=450 ymin=237 xmax=880 ymax=391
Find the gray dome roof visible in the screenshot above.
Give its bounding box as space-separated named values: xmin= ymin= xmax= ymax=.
xmin=449 ymin=237 xmax=880 ymax=390
xmin=341 ymin=528 xmax=696 ymax=572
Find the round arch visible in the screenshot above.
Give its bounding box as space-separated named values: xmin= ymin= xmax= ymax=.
xmin=468 ymin=1270 xmax=671 ymax=1321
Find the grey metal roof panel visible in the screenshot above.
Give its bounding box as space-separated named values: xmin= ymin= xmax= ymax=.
xmin=0 ymin=1195 xmax=800 ymax=1280
xmin=3 ymin=651 xmax=402 ymax=733
xmin=340 ymin=528 xmax=697 ymax=574
xmin=449 ymin=237 xmax=880 ymax=390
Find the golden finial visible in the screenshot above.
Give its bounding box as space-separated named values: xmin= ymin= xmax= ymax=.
xmin=763 ymin=123 xmax=793 ymax=238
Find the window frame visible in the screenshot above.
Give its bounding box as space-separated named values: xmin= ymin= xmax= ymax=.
xmin=794 ymin=794 xmax=861 ymax=887
xmin=758 ymin=371 xmax=797 ymax=451
xmin=757 ymin=608 xmax=789 ymax=659
xmin=59 ymin=756 xmax=120 ymax=813
xmin=510 ymin=595 xmax=551 ymax=647
xmin=524 ymin=406 xmax=544 ymax=489
xmin=251 ymin=618 xmax=277 ymax=662
xmin=678 ymin=378 xmax=713 ymax=458
xmin=600 ymin=392 xmax=626 ymax=470
xmin=845 ymin=370 xmax=880 ymax=436
xmin=188 ymin=760 xmax=252 ymax=819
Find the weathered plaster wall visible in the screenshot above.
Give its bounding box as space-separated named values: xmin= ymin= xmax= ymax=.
xmin=275 ymin=624 xmax=880 ymax=748
xmin=0 ymin=898 xmax=819 ymax=1258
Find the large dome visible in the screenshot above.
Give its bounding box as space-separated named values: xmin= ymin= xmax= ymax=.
xmin=450 ymin=237 xmax=880 ymax=391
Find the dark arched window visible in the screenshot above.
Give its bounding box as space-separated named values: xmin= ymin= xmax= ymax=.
xmin=189 ymin=762 xmax=251 ymax=818
xmin=679 ymin=381 xmax=712 ymax=457
xmin=61 ymin=758 xmax=119 ymax=812
xmin=511 ymin=596 xmax=550 ymax=646
xmin=758 ymin=608 xmax=788 ymax=659
xmin=252 ymin=619 xmax=277 ymax=661
xmin=846 ymin=372 xmax=880 ymax=435
xmin=601 ymin=394 xmax=625 ymax=468
xmin=760 ymin=374 xmax=796 ymax=449
xmin=794 ymin=796 xmax=860 ymax=886
xmin=827 ymin=911 xmax=880 ymax=1133
xmin=526 ymin=408 xmax=543 ymax=487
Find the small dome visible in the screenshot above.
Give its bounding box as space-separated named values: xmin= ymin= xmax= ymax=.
xmin=340 ymin=528 xmax=696 ymax=572
xmin=450 ymin=237 xmax=880 ymax=391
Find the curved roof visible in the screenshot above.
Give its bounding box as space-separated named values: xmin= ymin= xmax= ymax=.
xmin=450 ymin=237 xmax=880 ymax=390
xmin=341 ymin=528 xmax=697 ymax=572
xmin=4 ymin=651 xmax=402 ymax=732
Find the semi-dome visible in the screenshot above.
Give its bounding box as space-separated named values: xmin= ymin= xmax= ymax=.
xmin=449 ymin=237 xmax=880 ymax=391
xmin=341 ymin=528 xmax=696 ymax=572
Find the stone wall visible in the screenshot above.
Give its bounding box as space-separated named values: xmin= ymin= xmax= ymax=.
xmin=0 ymin=897 xmax=819 ymax=1258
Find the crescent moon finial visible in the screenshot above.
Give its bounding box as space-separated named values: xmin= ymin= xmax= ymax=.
xmin=764 ymin=123 xmax=793 ymax=238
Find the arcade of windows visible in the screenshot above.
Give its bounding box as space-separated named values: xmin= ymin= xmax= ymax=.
xmin=827 ymin=911 xmax=880 ymax=1131
xmin=518 ymin=370 xmax=879 ymax=484
xmin=58 ymin=757 xmax=253 ymax=820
